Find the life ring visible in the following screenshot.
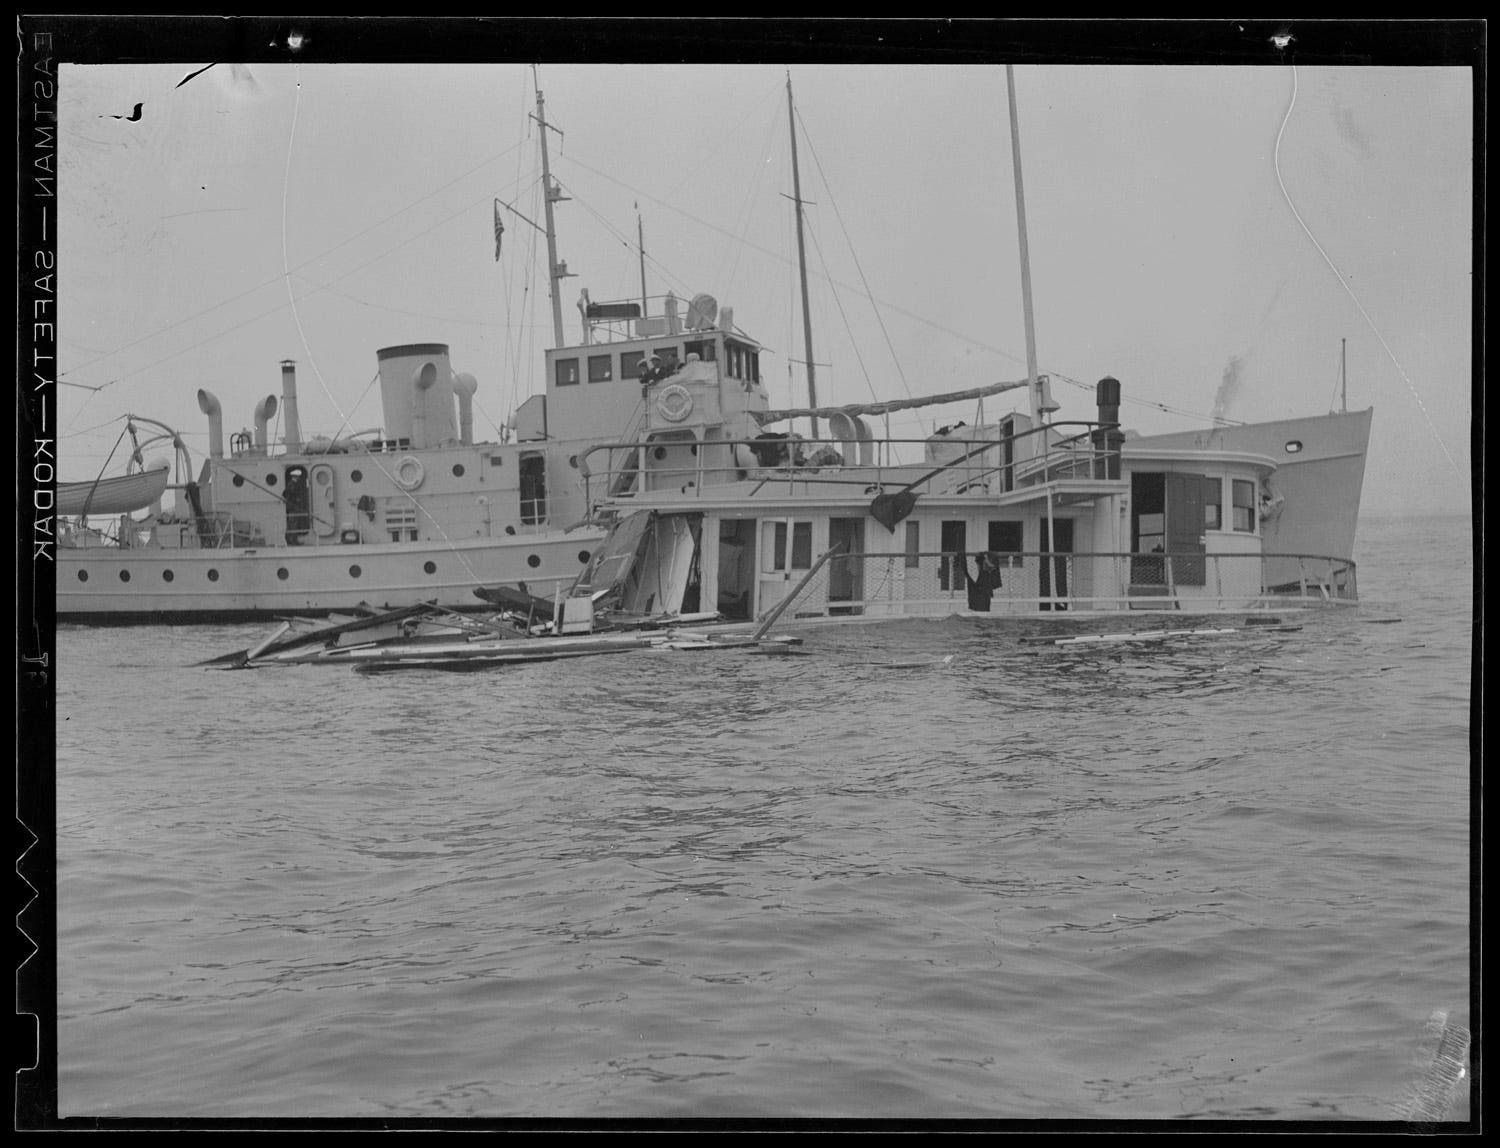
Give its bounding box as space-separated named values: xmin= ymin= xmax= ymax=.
xmin=394 ymin=455 xmax=425 ymax=491
xmin=656 ymin=383 xmax=694 ymax=423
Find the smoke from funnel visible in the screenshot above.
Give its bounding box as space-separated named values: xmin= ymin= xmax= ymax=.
xmin=1212 ymin=353 xmax=1247 ymax=424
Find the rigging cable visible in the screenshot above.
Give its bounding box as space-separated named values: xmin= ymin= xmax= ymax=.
xmin=795 ymin=104 xmax=919 ymax=417
xmin=1273 ymin=66 xmax=1459 ymax=474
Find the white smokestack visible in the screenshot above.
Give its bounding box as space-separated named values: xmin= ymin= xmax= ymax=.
xmin=280 ymin=360 xmax=302 ymax=450
xmin=453 ymin=372 xmax=477 ymax=446
xmin=411 ymin=360 xmax=437 ymax=449
xmin=197 ymin=389 xmax=223 ymax=459
xmin=254 ymin=393 xmax=279 ymax=453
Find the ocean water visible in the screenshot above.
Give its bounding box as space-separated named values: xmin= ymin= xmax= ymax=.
xmin=41 ymin=514 xmax=1474 ymax=1124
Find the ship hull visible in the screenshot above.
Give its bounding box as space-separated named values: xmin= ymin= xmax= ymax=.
xmin=56 ymin=531 xmax=605 ymax=624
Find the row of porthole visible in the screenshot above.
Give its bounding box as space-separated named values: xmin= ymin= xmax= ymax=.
xmin=74 ymin=551 xmax=590 ymax=584
xmin=229 ymin=463 xmax=471 ymax=488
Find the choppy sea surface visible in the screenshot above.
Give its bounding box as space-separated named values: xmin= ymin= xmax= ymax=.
xmin=44 ymin=514 xmax=1474 ymax=1125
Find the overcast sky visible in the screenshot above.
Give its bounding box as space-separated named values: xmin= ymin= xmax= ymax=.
xmin=56 ymin=60 xmax=1472 ymax=516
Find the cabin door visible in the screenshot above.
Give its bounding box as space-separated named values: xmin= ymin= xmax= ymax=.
xmin=827 ymin=517 xmax=865 ymax=615
xmin=756 ymin=518 xmax=813 ymax=618
xmin=283 ymin=465 xmax=311 ymax=545
xmin=939 ymin=520 xmax=967 ymax=594
xmin=1038 ymin=517 xmax=1073 ymax=610
xmin=716 ymin=519 xmax=755 ymax=621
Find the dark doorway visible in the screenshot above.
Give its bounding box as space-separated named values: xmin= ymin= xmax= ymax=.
xmin=284 ymin=465 xmax=311 ymax=544
xmin=827 ymin=517 xmax=865 ymax=615
xmin=519 ymin=452 xmax=547 ymax=524
xmin=940 ymin=520 xmax=966 ymax=591
xmin=716 ymin=519 xmax=755 ymax=620
xmin=1039 ymin=516 xmax=1073 ymax=609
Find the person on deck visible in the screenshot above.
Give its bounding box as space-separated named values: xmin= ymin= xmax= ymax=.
xmin=639 ymin=354 xmax=663 ymax=396
xmin=966 ymin=551 xmax=1004 ymax=612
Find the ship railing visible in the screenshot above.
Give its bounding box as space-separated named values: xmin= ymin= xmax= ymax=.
xmin=746 ymin=549 xmax=1358 ymax=620
xmin=578 ymin=424 xmax=1122 ymax=504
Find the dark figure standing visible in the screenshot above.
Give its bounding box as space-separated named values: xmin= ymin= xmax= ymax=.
xmin=966 ymin=552 xmax=1004 ymax=611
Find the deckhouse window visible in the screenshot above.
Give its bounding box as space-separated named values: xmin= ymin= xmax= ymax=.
xmin=621 ymin=350 xmax=645 ymax=381
xmin=988 ymin=520 xmax=1024 ymax=567
xmin=762 ymin=520 xmax=812 ymax=572
xmin=587 ymin=354 xmax=613 ymax=383
xmin=1231 ymin=479 xmax=1256 ymax=532
xmin=555 ymin=357 xmax=580 ymax=387
xmin=1204 ymin=477 xmax=1222 ymax=530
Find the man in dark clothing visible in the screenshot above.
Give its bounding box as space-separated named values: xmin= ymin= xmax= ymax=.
xmin=639 ymin=353 xmax=663 ymax=396
xmin=966 ymin=552 xmax=1004 ymax=611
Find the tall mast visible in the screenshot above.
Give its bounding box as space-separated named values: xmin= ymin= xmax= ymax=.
xmin=786 ymin=73 xmax=820 ymax=439
xmin=532 ymin=73 xmax=572 ymax=348
xmin=1005 ymin=65 xmax=1056 ymax=424
xmin=638 ymin=208 xmax=649 ymax=316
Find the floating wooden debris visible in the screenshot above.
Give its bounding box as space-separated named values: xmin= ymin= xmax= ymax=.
xmin=1020 ymin=624 xmax=1302 ymax=647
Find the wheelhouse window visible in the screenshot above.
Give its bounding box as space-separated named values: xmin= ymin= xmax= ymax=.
xmin=555 ymin=357 xmax=580 ymax=387
xmin=587 ymin=354 xmax=613 ymax=383
xmin=1204 ymin=477 xmax=1222 ymax=530
xmin=684 ymin=339 xmax=717 ymax=362
xmin=905 ymin=521 xmax=921 ymax=568
xmin=654 ymin=347 xmax=680 ymax=371
xmin=621 ymin=350 xmax=645 ymax=381
xmin=1231 ymin=479 xmax=1256 ymax=532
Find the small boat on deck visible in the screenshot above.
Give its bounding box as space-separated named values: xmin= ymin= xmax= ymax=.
xmin=57 ymin=462 xmax=170 ymax=517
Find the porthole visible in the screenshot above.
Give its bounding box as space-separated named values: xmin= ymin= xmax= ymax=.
xmin=207 ymin=569 xmax=219 ymax=582
xmin=578 ymin=550 xmax=591 ymax=564
xmin=266 ymin=474 xmax=278 ymax=486
xmin=1285 ymin=440 xmax=1303 ymax=454
xmin=452 ymin=463 xmax=466 ymax=478
xmin=349 ymin=564 xmax=362 ymax=578
xmin=527 ymin=554 xmax=541 ymax=568
xmin=351 ymin=469 xmax=363 ymax=483
xmin=569 ymin=455 xmax=579 ymax=468
xmin=119 ymin=570 xmax=131 ymax=582
xmin=423 ymin=561 xmax=437 ymax=575
xmin=277 ymin=567 xmax=289 ymax=581
xmin=163 ymin=569 xmax=174 ymax=582
xmin=77 ymin=569 xmax=88 ymax=582
xmin=232 ymin=474 xmax=245 ymax=487
xmin=653 ymin=446 xmax=668 ymax=461
xmin=505 ymin=525 xmax=516 ymax=536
